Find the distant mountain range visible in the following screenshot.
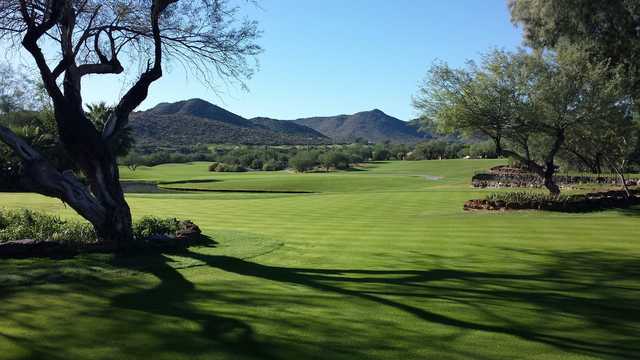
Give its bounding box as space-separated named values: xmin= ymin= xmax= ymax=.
xmin=292 ymin=109 xmax=425 ymax=144
xmin=129 ymin=98 xmax=427 ymax=147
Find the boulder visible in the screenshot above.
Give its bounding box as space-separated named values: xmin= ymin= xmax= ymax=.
xmin=176 ymin=220 xmax=202 ymax=243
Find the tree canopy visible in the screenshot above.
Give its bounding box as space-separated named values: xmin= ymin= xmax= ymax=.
xmin=509 ymin=0 xmax=640 ymax=100
xmin=414 ymin=46 xmax=630 ymax=195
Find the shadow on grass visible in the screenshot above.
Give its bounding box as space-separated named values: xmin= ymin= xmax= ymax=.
xmin=618 ymin=205 xmax=640 ymax=217
xmin=174 ymin=249 xmax=639 ymax=359
xmin=110 ymin=253 xmax=278 ymax=360
xmin=0 ymin=245 xmax=638 ymax=359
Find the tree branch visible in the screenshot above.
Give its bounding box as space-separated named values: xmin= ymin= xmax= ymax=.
xmin=0 ymin=125 xmax=106 ymax=225
xmin=102 ymin=0 xmax=177 ymax=142
xmin=78 ymin=61 xmax=123 ymax=76
xmin=19 ymin=0 xmax=65 ymax=104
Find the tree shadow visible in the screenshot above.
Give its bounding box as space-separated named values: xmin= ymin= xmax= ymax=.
xmin=617 ymin=205 xmax=640 ymax=217
xmin=171 ymin=248 xmax=640 ymax=359
xmin=109 ymin=253 xmax=278 ymax=360
xmin=1 ymin=244 xmax=638 ymax=359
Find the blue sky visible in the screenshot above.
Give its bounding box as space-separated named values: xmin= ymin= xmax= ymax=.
xmin=70 ymin=1 xmax=523 ymax=120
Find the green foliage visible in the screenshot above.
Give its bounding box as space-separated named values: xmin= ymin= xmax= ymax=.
xmin=414 ymin=46 xmax=628 ymax=195
xmin=464 ymin=140 xmax=498 ymax=159
xmin=210 ymin=163 xmax=247 ymax=172
xmin=344 ymin=144 xmax=371 ymax=163
xmin=132 ymin=216 xmax=180 ymax=241
xmin=484 ymin=191 xmax=570 ymax=204
xmin=509 ymin=0 xmax=640 ymax=99
xmin=372 ymin=146 xmax=392 ymax=161
xmin=217 ymin=146 xmax=290 ymax=170
xmin=0 ymin=209 xmax=96 ymax=244
xmin=86 ymin=102 xmax=134 ymax=157
xmin=319 ymin=151 xmax=351 ymax=170
xmin=289 ymin=150 xmax=319 ymax=172
xmin=0 ymin=62 xmax=49 ymax=114
xmin=262 ymin=160 xmax=287 ymax=171
xmin=409 ymin=140 xmax=464 ymax=160
xmin=0 ymin=209 xmax=194 ymax=245
xmin=1 ymin=110 xmax=75 ymax=190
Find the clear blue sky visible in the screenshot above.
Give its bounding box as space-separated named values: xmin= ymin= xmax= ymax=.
xmin=81 ymin=0 xmax=523 ymax=120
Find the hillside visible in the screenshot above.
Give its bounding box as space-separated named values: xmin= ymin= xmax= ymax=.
xmin=249 ymin=117 xmax=327 ymax=139
xmin=129 ymin=99 xmax=330 ymax=146
xmin=293 ymin=109 xmax=426 ymax=143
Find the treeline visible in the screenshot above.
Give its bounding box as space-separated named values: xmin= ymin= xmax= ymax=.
xmin=118 ymin=139 xmax=499 ymax=173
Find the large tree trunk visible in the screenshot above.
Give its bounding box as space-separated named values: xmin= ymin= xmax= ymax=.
xmin=91 ymin=160 xmax=134 ymax=249
xmin=541 ymin=129 xmax=565 ymax=197
xmin=1 ymin=106 xmax=136 ymax=250
xmin=542 ymin=162 xmax=560 ymax=197
xmin=55 ymin=105 xmax=135 ymax=249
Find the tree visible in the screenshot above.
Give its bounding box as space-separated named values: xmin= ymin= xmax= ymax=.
xmin=510 ymin=0 xmax=640 ymax=186
xmin=0 ymin=1 xmax=260 ymax=250
xmin=414 ymin=47 xmax=623 ymax=196
xmin=601 ymin=116 xmax=640 ymax=198
xmin=509 ymin=0 xmax=640 ymax=102
xmin=319 ymin=151 xmax=350 ymax=171
xmin=372 ymin=144 xmax=391 ymax=161
xmin=0 ymin=62 xmax=49 ymax=113
xmin=564 ymin=103 xmax=639 ymax=197
xmin=290 ymin=151 xmax=318 ymax=173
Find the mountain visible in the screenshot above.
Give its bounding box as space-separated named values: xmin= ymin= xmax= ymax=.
xmin=145 ymin=98 xmax=254 ymax=127
xmin=249 ymin=117 xmax=327 ymax=139
xmin=292 ymin=109 xmax=426 ymax=143
xmin=129 ymin=99 xmax=330 ymax=146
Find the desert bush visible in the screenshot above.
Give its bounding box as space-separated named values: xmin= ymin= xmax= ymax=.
xmin=214 ymin=163 xmax=247 ymax=172
xmin=345 ymin=145 xmax=371 ymax=163
xmin=262 ymin=160 xmax=286 ymax=171
xmin=319 ymin=151 xmax=351 ymax=170
xmin=372 ymin=147 xmax=392 ymax=161
xmin=289 ymin=150 xmax=319 ymax=172
xmin=409 ymin=140 xmax=464 ymax=160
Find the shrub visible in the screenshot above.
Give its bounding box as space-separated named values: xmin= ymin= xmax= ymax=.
xmin=262 ymin=160 xmax=286 ymax=171
xmin=289 ymin=151 xmax=319 ymax=172
xmin=132 ymin=216 xmax=180 ymax=241
xmin=372 ymin=148 xmax=392 ymax=161
xmin=208 ymin=162 xmax=220 ymax=172
xmin=0 ymin=209 xmax=96 ymax=244
xmin=214 ymin=163 xmax=247 ymax=172
xmin=464 ymin=140 xmax=498 ymax=159
xmin=410 ymin=140 xmax=464 ymax=160
xmin=484 ymin=191 xmax=570 ymax=204
xmin=345 ymin=144 xmax=371 ymax=163
xmin=319 ymin=151 xmax=351 ymax=170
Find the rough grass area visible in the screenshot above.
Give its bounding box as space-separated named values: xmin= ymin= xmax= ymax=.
xmin=0 ymin=159 xmax=639 ymax=360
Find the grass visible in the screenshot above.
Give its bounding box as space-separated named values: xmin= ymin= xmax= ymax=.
xmin=0 ymin=159 xmax=639 ymax=359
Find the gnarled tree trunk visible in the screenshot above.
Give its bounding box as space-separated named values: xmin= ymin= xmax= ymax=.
xmin=0 ymin=0 xmax=259 ymax=251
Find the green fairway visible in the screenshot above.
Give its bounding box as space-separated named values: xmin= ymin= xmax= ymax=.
xmin=1 ymin=160 xmax=638 ymax=360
